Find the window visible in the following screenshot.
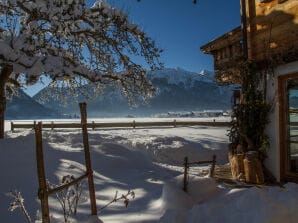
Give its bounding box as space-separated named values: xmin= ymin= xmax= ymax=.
xmin=286 ymin=79 xmax=298 ymax=173
xmin=279 ymin=73 xmax=298 ymax=182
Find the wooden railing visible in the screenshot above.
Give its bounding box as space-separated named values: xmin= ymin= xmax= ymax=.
xmin=35 ymin=103 xmax=98 ymax=222
xmin=10 ymin=120 xmax=230 ymax=131
xmin=183 ymin=155 xmax=217 ymax=192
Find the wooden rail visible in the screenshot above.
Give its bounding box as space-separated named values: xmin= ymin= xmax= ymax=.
xmin=35 ymin=103 xmax=98 ymax=222
xmin=11 ymin=120 xmax=230 ymax=131
xmin=47 ymin=173 xmax=89 ymax=195
xmin=183 ymin=155 xmax=216 ymax=192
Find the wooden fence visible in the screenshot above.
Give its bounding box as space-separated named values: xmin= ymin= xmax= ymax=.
xmin=183 ymin=155 xmax=216 ymax=192
xmin=11 ymin=120 xmax=230 ymax=131
xmin=35 ymin=103 xmax=97 ymax=223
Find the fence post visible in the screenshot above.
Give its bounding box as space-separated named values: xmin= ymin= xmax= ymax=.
xmin=174 ymin=119 xmax=177 ymax=128
xmin=10 ymin=122 xmax=14 ymax=131
xmin=79 ymin=103 xmax=97 ymax=216
xmin=92 ymin=121 xmax=95 ymax=130
xmin=209 ymin=155 xmax=217 ymax=177
xmin=183 ymin=156 xmax=188 ymax=192
xmin=51 ymin=121 xmax=54 ymax=130
xmin=33 ymin=121 xmax=36 ymax=130
xmin=35 ymin=122 xmax=50 ymax=223
xmin=133 ymin=120 xmax=136 ymax=129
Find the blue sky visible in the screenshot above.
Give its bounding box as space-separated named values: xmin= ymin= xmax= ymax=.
xmin=24 ymin=0 xmax=240 ymax=96
xmin=106 ymin=0 xmax=241 ymax=72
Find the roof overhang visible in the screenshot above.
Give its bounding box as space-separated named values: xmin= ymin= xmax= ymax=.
xmin=201 ymin=26 xmax=243 ymax=55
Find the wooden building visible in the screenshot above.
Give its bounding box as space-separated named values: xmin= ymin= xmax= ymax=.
xmin=200 ymin=26 xmax=243 ymax=83
xmin=201 ymin=0 xmax=298 ymax=182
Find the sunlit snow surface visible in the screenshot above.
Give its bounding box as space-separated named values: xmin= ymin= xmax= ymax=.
xmin=1 ymin=118 xmax=298 ymax=223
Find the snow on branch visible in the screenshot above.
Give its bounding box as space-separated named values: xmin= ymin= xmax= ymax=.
xmin=0 ymin=0 xmax=162 ymax=102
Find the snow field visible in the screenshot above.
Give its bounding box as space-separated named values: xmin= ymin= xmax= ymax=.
xmin=1 ymin=119 xmax=298 ymax=223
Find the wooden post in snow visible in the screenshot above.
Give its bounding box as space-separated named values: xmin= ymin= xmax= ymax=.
xmin=35 ymin=122 xmax=50 ymax=223
xmin=10 ymin=122 xmax=14 ymax=131
xmin=79 ymin=103 xmax=97 ymax=216
xmin=209 ymin=155 xmax=217 ymax=177
xmin=183 ymin=156 xmax=188 ymax=192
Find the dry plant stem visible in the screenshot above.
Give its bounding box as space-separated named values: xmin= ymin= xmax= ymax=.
xmin=72 ymin=182 xmax=84 ymax=215
xmin=55 ymin=190 xmax=72 ymax=223
xmin=19 ymin=202 xmax=32 ymax=223
xmin=99 ymin=190 xmax=135 ymax=211
xmin=7 ymin=191 xmax=32 ymax=223
xmin=48 ymin=175 xmax=85 ymax=223
xmin=17 ymin=196 xmax=32 ymax=223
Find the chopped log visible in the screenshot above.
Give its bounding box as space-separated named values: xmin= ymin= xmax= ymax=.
xmin=243 ymin=151 xmax=264 ymax=184
xmin=229 ymin=152 xmax=245 ymax=180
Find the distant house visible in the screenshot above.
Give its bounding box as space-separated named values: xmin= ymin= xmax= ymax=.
xmin=201 ymin=0 xmax=298 ymax=182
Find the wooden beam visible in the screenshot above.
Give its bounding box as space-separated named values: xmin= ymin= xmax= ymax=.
xmin=48 ymin=173 xmax=88 ymax=195
xmin=79 ymin=103 xmax=97 ymax=216
xmin=35 ymin=122 xmax=50 ymax=223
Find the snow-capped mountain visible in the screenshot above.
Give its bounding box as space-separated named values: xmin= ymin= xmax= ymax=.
xmin=33 ymin=68 xmax=234 ymax=117
xmin=147 ymin=68 xmax=214 ymax=87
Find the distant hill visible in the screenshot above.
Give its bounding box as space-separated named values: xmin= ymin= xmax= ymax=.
xmin=33 ymin=68 xmax=235 ymax=117
xmin=5 ymin=89 xmax=61 ymax=119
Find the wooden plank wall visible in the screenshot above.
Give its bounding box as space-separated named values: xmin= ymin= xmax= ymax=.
xmin=247 ymin=0 xmax=298 ymax=61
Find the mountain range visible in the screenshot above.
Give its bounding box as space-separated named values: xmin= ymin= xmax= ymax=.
xmin=5 ymin=89 xmax=60 ymax=119
xmin=6 ymin=68 xmax=235 ymax=119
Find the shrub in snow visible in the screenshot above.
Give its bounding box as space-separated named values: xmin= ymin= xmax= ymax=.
xmin=99 ymin=190 xmax=135 ymax=212
xmin=47 ymin=175 xmax=87 ymax=223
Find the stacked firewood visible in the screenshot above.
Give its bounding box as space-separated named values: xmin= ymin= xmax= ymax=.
xmin=229 ymin=144 xmax=264 ymax=184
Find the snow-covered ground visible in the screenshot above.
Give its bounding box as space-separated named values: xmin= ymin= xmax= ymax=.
xmin=1 ymin=118 xmax=298 ymax=223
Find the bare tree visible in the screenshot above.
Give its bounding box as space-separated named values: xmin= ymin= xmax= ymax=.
xmin=0 ymin=0 xmax=162 ymax=138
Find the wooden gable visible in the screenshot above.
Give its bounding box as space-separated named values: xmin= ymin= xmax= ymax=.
xmin=201 ymin=26 xmax=244 ymax=84
xmin=200 ymin=0 xmax=298 ymax=84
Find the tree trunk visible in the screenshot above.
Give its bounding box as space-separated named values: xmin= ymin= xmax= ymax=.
xmin=0 ymin=65 xmax=13 ymax=139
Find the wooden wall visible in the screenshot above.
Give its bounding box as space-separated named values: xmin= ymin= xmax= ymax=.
xmin=247 ymin=0 xmax=298 ymax=62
